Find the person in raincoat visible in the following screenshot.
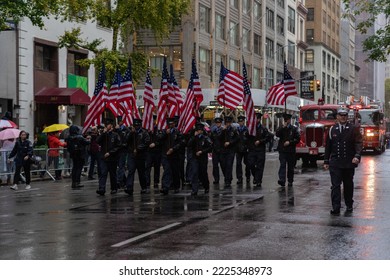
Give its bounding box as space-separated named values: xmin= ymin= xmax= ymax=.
xmin=47 ymin=131 xmax=67 ymax=180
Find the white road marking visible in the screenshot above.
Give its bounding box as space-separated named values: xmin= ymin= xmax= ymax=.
xmin=111 ymin=222 xmax=182 ymax=247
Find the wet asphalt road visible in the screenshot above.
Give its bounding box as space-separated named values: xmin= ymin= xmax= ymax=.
xmin=1 ymin=150 xmax=390 ymax=260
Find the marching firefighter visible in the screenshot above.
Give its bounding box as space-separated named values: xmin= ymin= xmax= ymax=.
xmin=187 ymin=122 xmax=212 ymax=196
xmin=247 ymin=113 xmax=271 ymax=188
xmin=324 ymin=107 xmax=363 ymax=215
xmin=235 ymin=116 xmax=250 ymax=184
xmin=275 ymin=113 xmax=300 ymax=188
xmin=210 ymin=117 xmax=224 ymax=185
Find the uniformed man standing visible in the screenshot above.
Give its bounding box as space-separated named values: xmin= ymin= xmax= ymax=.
xmin=96 ymin=119 xmax=121 ymax=195
xmin=159 ymin=118 xmax=185 ymax=195
xmin=210 ymin=117 xmax=224 ymax=185
xmin=123 ymin=119 xmax=150 ymax=195
xmin=145 ymin=116 xmax=162 ymax=190
xmin=235 ymin=116 xmax=250 ymax=184
xmin=324 ymin=107 xmax=363 ymax=215
xmin=219 ymin=116 xmax=238 ymax=187
xmin=275 ymin=113 xmax=300 ymax=188
xmin=187 ymin=122 xmax=212 ymax=196
xmin=247 ymin=113 xmax=270 ymax=188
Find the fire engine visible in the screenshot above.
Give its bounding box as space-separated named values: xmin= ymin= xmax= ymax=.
xmin=296 ymin=99 xmax=339 ymax=167
xmin=347 ymin=96 xmax=386 ymax=153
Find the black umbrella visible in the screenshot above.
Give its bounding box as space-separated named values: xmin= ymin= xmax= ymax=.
xmin=60 ymin=125 xmax=83 ymax=139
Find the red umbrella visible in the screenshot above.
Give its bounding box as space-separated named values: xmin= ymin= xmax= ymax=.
xmin=0 ymin=119 xmax=18 ymax=129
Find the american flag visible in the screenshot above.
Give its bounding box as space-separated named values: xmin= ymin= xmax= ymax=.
xmin=217 ymin=62 xmax=244 ymax=109
xmin=142 ymin=69 xmax=155 ymax=131
xmin=266 ymin=62 xmax=297 ymax=105
xmin=119 ymin=60 xmax=140 ymax=126
xmin=242 ymin=62 xmax=256 ymax=136
xmin=106 ymin=68 xmax=121 ymax=117
xmin=283 ymin=61 xmax=298 ymax=98
xmin=178 ymin=58 xmax=203 ymax=134
xmin=266 ymin=81 xmax=284 ymax=105
xmin=168 ymin=64 xmax=182 ymax=118
xmin=83 ymin=63 xmax=107 ymax=133
xmin=156 ymin=57 xmax=169 ymax=130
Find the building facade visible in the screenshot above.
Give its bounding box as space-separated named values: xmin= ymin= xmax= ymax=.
xmin=0 ymin=17 xmax=113 ymax=137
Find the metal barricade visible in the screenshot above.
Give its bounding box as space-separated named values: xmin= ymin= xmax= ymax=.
xmin=0 ymin=150 xmax=14 ymax=183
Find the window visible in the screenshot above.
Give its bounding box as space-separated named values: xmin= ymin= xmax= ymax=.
xmin=322 ymin=51 xmax=326 ymax=67
xmin=243 ymin=0 xmax=251 ymax=14
xmin=253 ymin=67 xmax=261 ymax=88
xmin=35 ymin=44 xmax=57 ymax=71
xmin=68 ymin=51 xmax=88 ymax=76
xmin=199 ymin=47 xmax=211 ymax=75
xmin=215 ymin=14 xmax=225 ymax=40
xmin=277 ymin=0 xmax=285 ymax=8
xmin=229 ymin=58 xmax=239 ymax=73
xmin=307 ymin=8 xmax=314 ymax=21
xmin=336 ymin=61 xmax=339 ymax=73
xmin=199 ymin=4 xmax=211 ymax=33
xmin=306 ymin=29 xmax=314 ymax=43
xmin=266 ymin=8 xmax=274 ymax=30
xmin=230 ymin=0 xmax=238 ymax=9
xmin=254 ymin=1 xmax=262 ymax=21
xmin=266 ymin=38 xmax=274 ymax=58
xmin=323 ymin=10 xmax=326 ymax=25
xmin=287 ymin=41 xmax=295 ymax=66
xmin=327 ymin=54 xmax=331 ymax=69
xmin=276 ymin=72 xmax=284 ymax=83
xmin=266 ymin=68 xmax=274 ymax=88
xmin=331 ymin=77 xmax=335 ymax=89
xmin=277 ymin=16 xmax=284 ymax=35
xmin=150 ymin=56 xmax=165 ymax=71
xmin=332 ymin=57 xmax=335 ymax=72
xmin=327 ymin=74 xmax=330 ymax=90
xmin=305 ymin=49 xmax=314 ymax=63
xmin=254 ymin=34 xmax=261 ymax=55
xmin=229 ymin=21 xmax=239 ymax=46
xmin=215 ymin=53 xmax=226 ymax=76
xmin=288 ymin=7 xmax=295 ymax=34
xmin=242 ymin=28 xmax=250 ymax=51
xmin=276 ymin=43 xmax=284 ymax=63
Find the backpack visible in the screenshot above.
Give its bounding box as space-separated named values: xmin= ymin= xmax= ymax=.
xmin=66 ymin=136 xmax=83 ymax=156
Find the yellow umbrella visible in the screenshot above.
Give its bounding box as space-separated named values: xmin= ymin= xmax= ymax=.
xmin=42 ymin=124 xmax=69 ymax=133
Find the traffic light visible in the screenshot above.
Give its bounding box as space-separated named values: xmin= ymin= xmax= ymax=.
xmin=309 ymin=80 xmax=315 ymax=92
xmin=316 ymin=80 xmax=321 ymax=91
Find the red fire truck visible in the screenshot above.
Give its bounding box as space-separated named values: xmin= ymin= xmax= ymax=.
xmin=295 ymin=100 xmax=339 ymax=167
xmin=348 ymin=97 xmax=386 ymax=153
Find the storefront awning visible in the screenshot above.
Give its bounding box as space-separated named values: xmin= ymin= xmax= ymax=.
xmin=35 ymin=87 xmax=91 ymax=105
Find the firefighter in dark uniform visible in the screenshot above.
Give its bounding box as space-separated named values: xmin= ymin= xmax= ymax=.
xmin=145 ymin=115 xmax=162 ymax=190
xmin=275 ymin=113 xmax=300 ymax=188
xmin=123 ymin=118 xmax=150 ymax=195
xmin=324 ymin=107 xmax=363 ymax=215
xmin=159 ymin=118 xmax=185 ymax=195
xmin=115 ymin=117 xmax=130 ymax=189
xmin=235 ymin=116 xmax=250 ymax=184
xmin=247 ymin=113 xmax=270 ymax=188
xmin=210 ymin=117 xmax=224 ymax=185
xmin=219 ymin=116 xmax=239 ymax=187
xmin=96 ymin=119 xmax=121 ymax=196
xmin=187 ymin=122 xmax=212 ymax=196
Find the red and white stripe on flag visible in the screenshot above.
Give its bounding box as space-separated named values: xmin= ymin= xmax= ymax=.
xmin=142 ymin=70 xmax=155 ymax=131
xmin=266 ymin=82 xmax=285 ymax=105
xmin=242 ymin=62 xmax=256 ymax=136
xmin=217 ymin=65 xmax=244 ymax=110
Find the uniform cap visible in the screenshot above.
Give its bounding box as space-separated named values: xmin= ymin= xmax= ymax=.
xmin=237 ymin=116 xmax=246 ymax=122
xmin=282 ymin=113 xmax=292 ymax=121
xmin=337 ymin=107 xmax=349 ymax=115
xmin=224 ymin=116 xmax=233 ymax=123
xmin=167 ymin=118 xmax=176 ymax=125
xmin=133 ymin=118 xmax=142 ymax=126
xmin=256 ymin=113 xmax=263 ymax=119
xmin=195 ymin=123 xmax=205 ymax=130
xmin=214 ymin=117 xmax=223 ymax=123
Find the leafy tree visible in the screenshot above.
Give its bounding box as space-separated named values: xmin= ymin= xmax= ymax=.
xmin=343 ymin=0 xmax=390 ymax=62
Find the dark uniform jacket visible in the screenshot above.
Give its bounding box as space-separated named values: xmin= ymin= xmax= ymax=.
xmin=159 ymin=127 xmax=185 ymax=158
xmin=236 ymin=125 xmax=248 ymax=153
xmin=324 ymin=122 xmax=363 ymax=168
xmin=9 ymin=139 xmax=33 ymax=166
xmin=124 ymin=127 xmax=150 ymax=157
xmin=247 ymin=124 xmax=270 ymax=152
xmin=187 ymin=132 xmax=213 ymax=158
xmin=275 ymin=124 xmax=300 ymax=153
xmin=96 ymin=130 xmax=121 ymax=161
xmin=210 ymin=126 xmax=224 ymax=153
xmin=216 ymin=125 xmax=239 ymax=154
xmin=148 ymin=126 xmax=162 ymax=153
xmin=65 ymin=134 xmax=90 ymax=159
